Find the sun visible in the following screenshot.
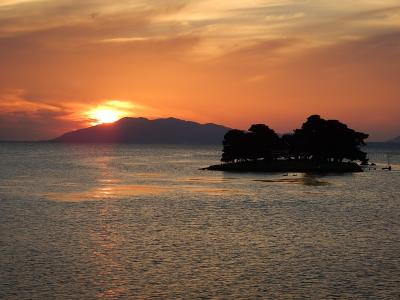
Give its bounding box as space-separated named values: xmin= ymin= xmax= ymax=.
xmin=86 ymin=100 xmax=134 ymax=125
xmin=92 ymin=109 xmax=120 ymax=124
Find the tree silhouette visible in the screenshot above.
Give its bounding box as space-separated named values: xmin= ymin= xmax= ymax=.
xmin=221 ymin=129 xmax=248 ymax=162
xmin=282 ymin=133 xmax=304 ymax=160
xmin=293 ymin=115 xmax=368 ymax=162
xmin=221 ymin=125 xmax=282 ymax=162
xmin=247 ymin=124 xmax=281 ymax=161
xmin=221 ymin=115 xmax=368 ymax=164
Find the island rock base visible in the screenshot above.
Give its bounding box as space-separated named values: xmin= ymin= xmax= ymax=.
xmin=203 ymin=160 xmax=363 ymax=173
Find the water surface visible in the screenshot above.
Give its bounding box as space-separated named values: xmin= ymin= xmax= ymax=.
xmin=0 ymin=143 xmax=399 ymax=299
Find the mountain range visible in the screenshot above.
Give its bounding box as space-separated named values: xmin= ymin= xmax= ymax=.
xmin=388 ymin=136 xmax=400 ymax=143
xmin=51 ymin=117 xmax=230 ymax=144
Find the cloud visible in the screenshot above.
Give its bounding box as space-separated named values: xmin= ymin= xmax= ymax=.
xmin=0 ymin=0 xmax=399 ymax=140
xmin=0 ymin=89 xmax=84 ymax=140
xmin=224 ymin=31 xmax=400 ymax=139
xmin=0 ymin=109 xmax=83 ymax=141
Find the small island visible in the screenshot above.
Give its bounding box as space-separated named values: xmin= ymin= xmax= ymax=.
xmin=204 ymin=115 xmax=369 ymax=173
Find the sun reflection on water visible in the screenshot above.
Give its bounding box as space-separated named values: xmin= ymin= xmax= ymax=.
xmin=47 ymin=184 xmax=169 ymax=202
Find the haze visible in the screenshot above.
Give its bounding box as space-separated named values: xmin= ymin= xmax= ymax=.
xmin=0 ymin=0 xmax=399 ymax=141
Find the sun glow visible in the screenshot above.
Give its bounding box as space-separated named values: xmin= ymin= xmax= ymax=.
xmin=91 ymin=109 xmax=121 ymax=124
xmin=86 ymin=100 xmax=150 ymax=125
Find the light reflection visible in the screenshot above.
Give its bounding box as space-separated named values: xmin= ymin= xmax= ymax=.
xmin=254 ymin=174 xmax=330 ymax=186
xmin=47 ymin=184 xmax=169 ymax=202
xmin=91 ymin=204 xmax=129 ymax=299
xmin=47 ymin=145 xmax=171 ymax=202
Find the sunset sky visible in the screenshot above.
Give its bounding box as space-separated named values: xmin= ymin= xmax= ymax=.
xmin=0 ymin=0 xmax=399 ymax=141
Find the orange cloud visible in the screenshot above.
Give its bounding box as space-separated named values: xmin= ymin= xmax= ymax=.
xmin=0 ymin=1 xmax=399 ymax=141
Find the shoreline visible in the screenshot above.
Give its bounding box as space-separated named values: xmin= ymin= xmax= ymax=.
xmin=203 ymin=160 xmax=363 ymax=173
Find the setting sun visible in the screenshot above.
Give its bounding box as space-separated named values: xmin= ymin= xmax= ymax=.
xmin=92 ymin=109 xmax=120 ymax=124
xmin=86 ymin=100 xmax=139 ymax=125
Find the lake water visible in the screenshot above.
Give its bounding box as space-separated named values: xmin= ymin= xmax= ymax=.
xmin=0 ymin=143 xmax=399 ymax=299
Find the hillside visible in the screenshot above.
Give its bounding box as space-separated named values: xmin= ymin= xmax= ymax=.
xmin=51 ymin=117 xmax=230 ymax=144
xmin=388 ymin=136 xmax=400 ymax=143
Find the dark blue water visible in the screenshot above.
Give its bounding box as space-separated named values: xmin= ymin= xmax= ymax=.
xmin=0 ymin=143 xmax=399 ymax=299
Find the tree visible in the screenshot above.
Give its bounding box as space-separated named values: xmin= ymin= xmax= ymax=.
xmin=282 ymin=133 xmax=304 ymax=160
xmin=221 ymin=125 xmax=282 ymax=162
xmin=292 ymin=115 xmax=368 ymax=162
xmin=247 ymin=124 xmax=281 ymax=161
xmin=221 ymin=129 xmax=248 ymax=162
xmin=220 ymin=115 xmax=368 ymax=163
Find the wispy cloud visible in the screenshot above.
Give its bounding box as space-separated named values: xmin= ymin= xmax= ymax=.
xmin=0 ymin=0 xmax=399 ymax=140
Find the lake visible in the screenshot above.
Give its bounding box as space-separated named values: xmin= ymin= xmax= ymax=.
xmin=0 ymin=143 xmax=399 ymax=299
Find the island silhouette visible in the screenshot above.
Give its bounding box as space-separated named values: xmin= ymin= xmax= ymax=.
xmin=51 ymin=117 xmax=230 ymax=144
xmin=205 ymin=115 xmax=369 ymax=173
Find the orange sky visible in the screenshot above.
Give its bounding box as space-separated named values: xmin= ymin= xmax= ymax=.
xmin=0 ymin=0 xmax=399 ymax=141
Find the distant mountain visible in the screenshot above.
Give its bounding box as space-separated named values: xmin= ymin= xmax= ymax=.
xmin=365 ymin=136 xmax=400 ymax=149
xmin=388 ymin=136 xmax=400 ymax=143
xmin=50 ymin=117 xmax=230 ymax=144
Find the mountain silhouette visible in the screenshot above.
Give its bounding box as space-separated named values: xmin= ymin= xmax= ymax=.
xmin=51 ymin=117 xmax=230 ymax=144
xmin=388 ymin=136 xmax=400 ymax=143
